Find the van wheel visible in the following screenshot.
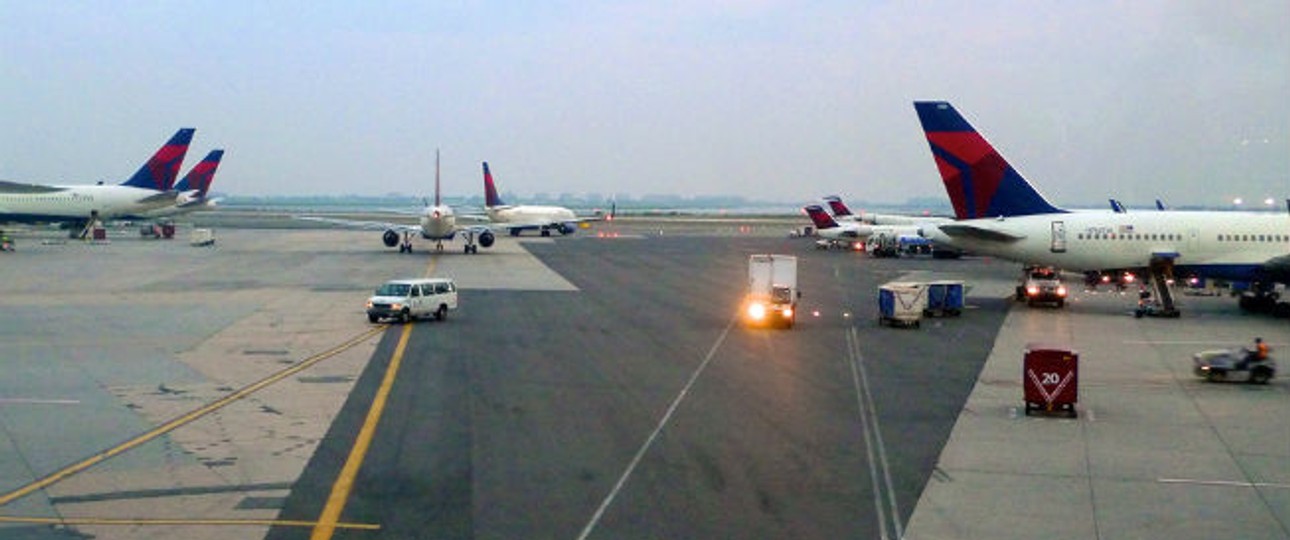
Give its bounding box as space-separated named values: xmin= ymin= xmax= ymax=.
xmin=401 ymin=309 xmax=412 ymax=323
xmin=435 ymin=305 xmax=447 ymax=321
xmin=368 ymin=314 xmax=379 ymax=323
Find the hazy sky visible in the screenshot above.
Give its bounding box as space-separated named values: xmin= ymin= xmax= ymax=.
xmin=2 ymin=1 xmax=1287 ymax=207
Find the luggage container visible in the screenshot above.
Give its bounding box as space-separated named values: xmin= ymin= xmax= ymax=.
xmin=924 ymin=280 xmax=964 ymax=317
xmin=878 ymin=282 xmax=927 ymax=328
xmin=1023 ymin=343 xmax=1078 ymax=417
xmin=190 ymin=228 xmax=216 ymax=247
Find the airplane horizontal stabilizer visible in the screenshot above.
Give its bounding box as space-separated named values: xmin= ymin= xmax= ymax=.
xmin=936 ymin=223 xmax=1026 ymax=242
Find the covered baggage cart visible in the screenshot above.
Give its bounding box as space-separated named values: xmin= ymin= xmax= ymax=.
xmin=1023 ymin=343 xmax=1078 ymax=417
xmin=878 ymin=282 xmax=927 ymax=328
xmin=925 ymin=280 xmax=964 ymax=317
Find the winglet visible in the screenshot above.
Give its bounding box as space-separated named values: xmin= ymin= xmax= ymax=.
xmin=174 ymin=149 xmax=223 ymax=197
xmin=121 ymin=128 xmax=196 ymax=191
xmin=913 ymin=102 xmax=1064 ymax=219
xmin=482 ymin=162 xmax=505 ymax=207
xmin=803 ymin=205 xmax=840 ymax=230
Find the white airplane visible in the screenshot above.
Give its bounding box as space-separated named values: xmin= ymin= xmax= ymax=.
xmin=802 ymin=204 xmax=872 ymax=249
xmin=481 ymin=162 xmax=606 ymax=236
xmin=302 ymin=150 xmax=495 ymax=254
xmin=135 ymin=149 xmax=224 ymax=219
xmin=914 ymin=100 xmax=1290 ymax=316
xmin=0 ymin=128 xmax=193 ymax=236
xmin=823 ymin=195 xmax=952 ymax=226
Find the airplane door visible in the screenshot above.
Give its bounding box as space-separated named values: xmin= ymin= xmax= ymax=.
xmin=1050 ymin=221 xmax=1067 ymax=253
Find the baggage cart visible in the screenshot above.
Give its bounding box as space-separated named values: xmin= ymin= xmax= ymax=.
xmin=878 ymin=282 xmax=927 ymax=328
xmin=925 ymin=280 xmax=964 ymax=317
xmin=1023 ymin=343 xmax=1078 ymax=417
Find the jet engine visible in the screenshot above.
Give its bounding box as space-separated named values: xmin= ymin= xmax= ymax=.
xmin=557 ymin=223 xmax=574 ymax=235
xmin=382 ymin=229 xmax=400 ymax=247
xmin=479 ymin=230 xmax=496 ymax=247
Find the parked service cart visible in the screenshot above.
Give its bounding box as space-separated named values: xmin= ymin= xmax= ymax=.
xmin=190 ymin=228 xmax=216 ymax=247
xmin=1023 ymin=343 xmax=1078 ymax=417
xmin=924 ymin=280 xmax=964 ymax=317
xmin=878 ymin=282 xmax=927 ymax=328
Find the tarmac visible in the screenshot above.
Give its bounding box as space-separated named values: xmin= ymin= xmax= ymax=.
xmin=904 ymin=288 xmax=1290 ymax=539
xmin=0 ymin=216 xmax=1285 ymax=539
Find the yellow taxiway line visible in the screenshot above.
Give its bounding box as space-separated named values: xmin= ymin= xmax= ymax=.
xmin=311 ymin=314 xmax=413 ymax=539
xmin=0 ymin=515 xmax=379 ymax=530
xmin=311 ymin=256 xmax=438 ymax=539
xmin=0 ymin=326 xmax=387 ymax=508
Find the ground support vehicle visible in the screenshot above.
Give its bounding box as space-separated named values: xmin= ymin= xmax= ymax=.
xmin=924 ymin=280 xmax=964 ymax=317
xmin=878 ymin=282 xmax=927 ymax=328
xmin=1023 ymin=343 xmax=1078 ymax=417
xmin=744 ymin=254 xmax=799 ymax=329
xmin=1193 ymin=348 xmax=1276 ymax=384
xmin=366 ymin=278 xmax=458 ymax=323
xmin=1016 ymin=266 xmax=1067 ymax=308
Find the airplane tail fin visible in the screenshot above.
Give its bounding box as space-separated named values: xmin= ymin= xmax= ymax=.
xmin=434 ymin=149 xmax=441 ymax=208
xmin=823 ymin=195 xmax=855 ymax=218
xmin=913 ymin=102 xmax=1063 ymax=219
xmin=803 ymin=205 xmax=841 ymax=230
xmin=173 ymin=149 xmax=223 ymax=197
xmin=482 ymin=162 xmax=505 ymax=207
xmin=121 ymin=128 xmax=196 ymax=191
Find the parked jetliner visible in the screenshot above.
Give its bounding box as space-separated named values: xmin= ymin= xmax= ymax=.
xmin=823 ymin=195 xmax=951 ymax=226
xmin=136 ymin=149 xmax=224 ymax=219
xmin=914 ymin=100 xmax=1290 ymax=316
xmin=482 ymin=162 xmax=605 ymax=236
xmin=302 ymin=150 xmax=495 ymax=254
xmin=803 ymin=204 xmax=933 ymax=255
xmin=803 ymin=204 xmax=873 ymax=248
xmin=0 ymin=128 xmax=193 ymax=236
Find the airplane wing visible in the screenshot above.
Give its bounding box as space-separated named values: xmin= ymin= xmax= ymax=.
xmin=936 ymin=223 xmax=1027 ymax=242
xmin=295 ymin=216 xmax=423 ymax=234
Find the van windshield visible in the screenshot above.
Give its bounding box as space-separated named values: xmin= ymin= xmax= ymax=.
xmin=376 ymin=283 xmax=411 ymax=297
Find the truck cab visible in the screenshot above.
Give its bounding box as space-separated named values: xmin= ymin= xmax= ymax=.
xmin=1016 ymin=266 xmax=1067 ymax=307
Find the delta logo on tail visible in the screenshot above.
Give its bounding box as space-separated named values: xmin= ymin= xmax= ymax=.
xmin=120 ymin=128 xmax=195 ymax=191
xmin=483 ymin=162 xmax=506 ymax=208
xmin=174 ymin=149 xmax=224 ymax=197
xmin=823 ymin=195 xmax=855 ymax=219
xmin=914 ymin=102 xmax=1062 ymax=219
xmin=803 ymin=204 xmax=842 ymax=230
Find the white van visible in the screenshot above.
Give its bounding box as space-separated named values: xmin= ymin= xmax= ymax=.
xmin=366 ymin=278 xmax=458 ymax=323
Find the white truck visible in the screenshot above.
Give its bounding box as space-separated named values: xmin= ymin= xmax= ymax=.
xmin=744 ymin=254 xmax=799 ymax=328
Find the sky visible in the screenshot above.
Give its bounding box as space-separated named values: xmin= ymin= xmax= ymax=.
xmin=2 ymin=1 xmax=1287 ymax=208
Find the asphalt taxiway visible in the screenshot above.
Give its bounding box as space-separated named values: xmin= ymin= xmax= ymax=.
xmin=0 ymin=218 xmax=1286 ymax=539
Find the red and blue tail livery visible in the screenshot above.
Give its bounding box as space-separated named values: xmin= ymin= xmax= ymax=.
xmin=174 ymin=149 xmax=224 ymax=197
xmin=823 ymin=195 xmax=855 ymax=219
xmin=482 ymin=162 xmax=506 ymax=208
xmin=120 ymin=128 xmax=195 ymax=191
xmin=803 ymin=204 xmax=841 ymax=230
xmin=913 ymin=102 xmax=1063 ymax=219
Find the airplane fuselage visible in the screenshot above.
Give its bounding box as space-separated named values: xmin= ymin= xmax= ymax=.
xmin=930 ymin=211 xmax=1290 ymax=282
xmin=0 ymin=183 xmax=177 ymax=223
xmin=419 ymin=205 xmax=458 ymax=240
xmin=485 ymin=205 xmax=577 ymax=228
